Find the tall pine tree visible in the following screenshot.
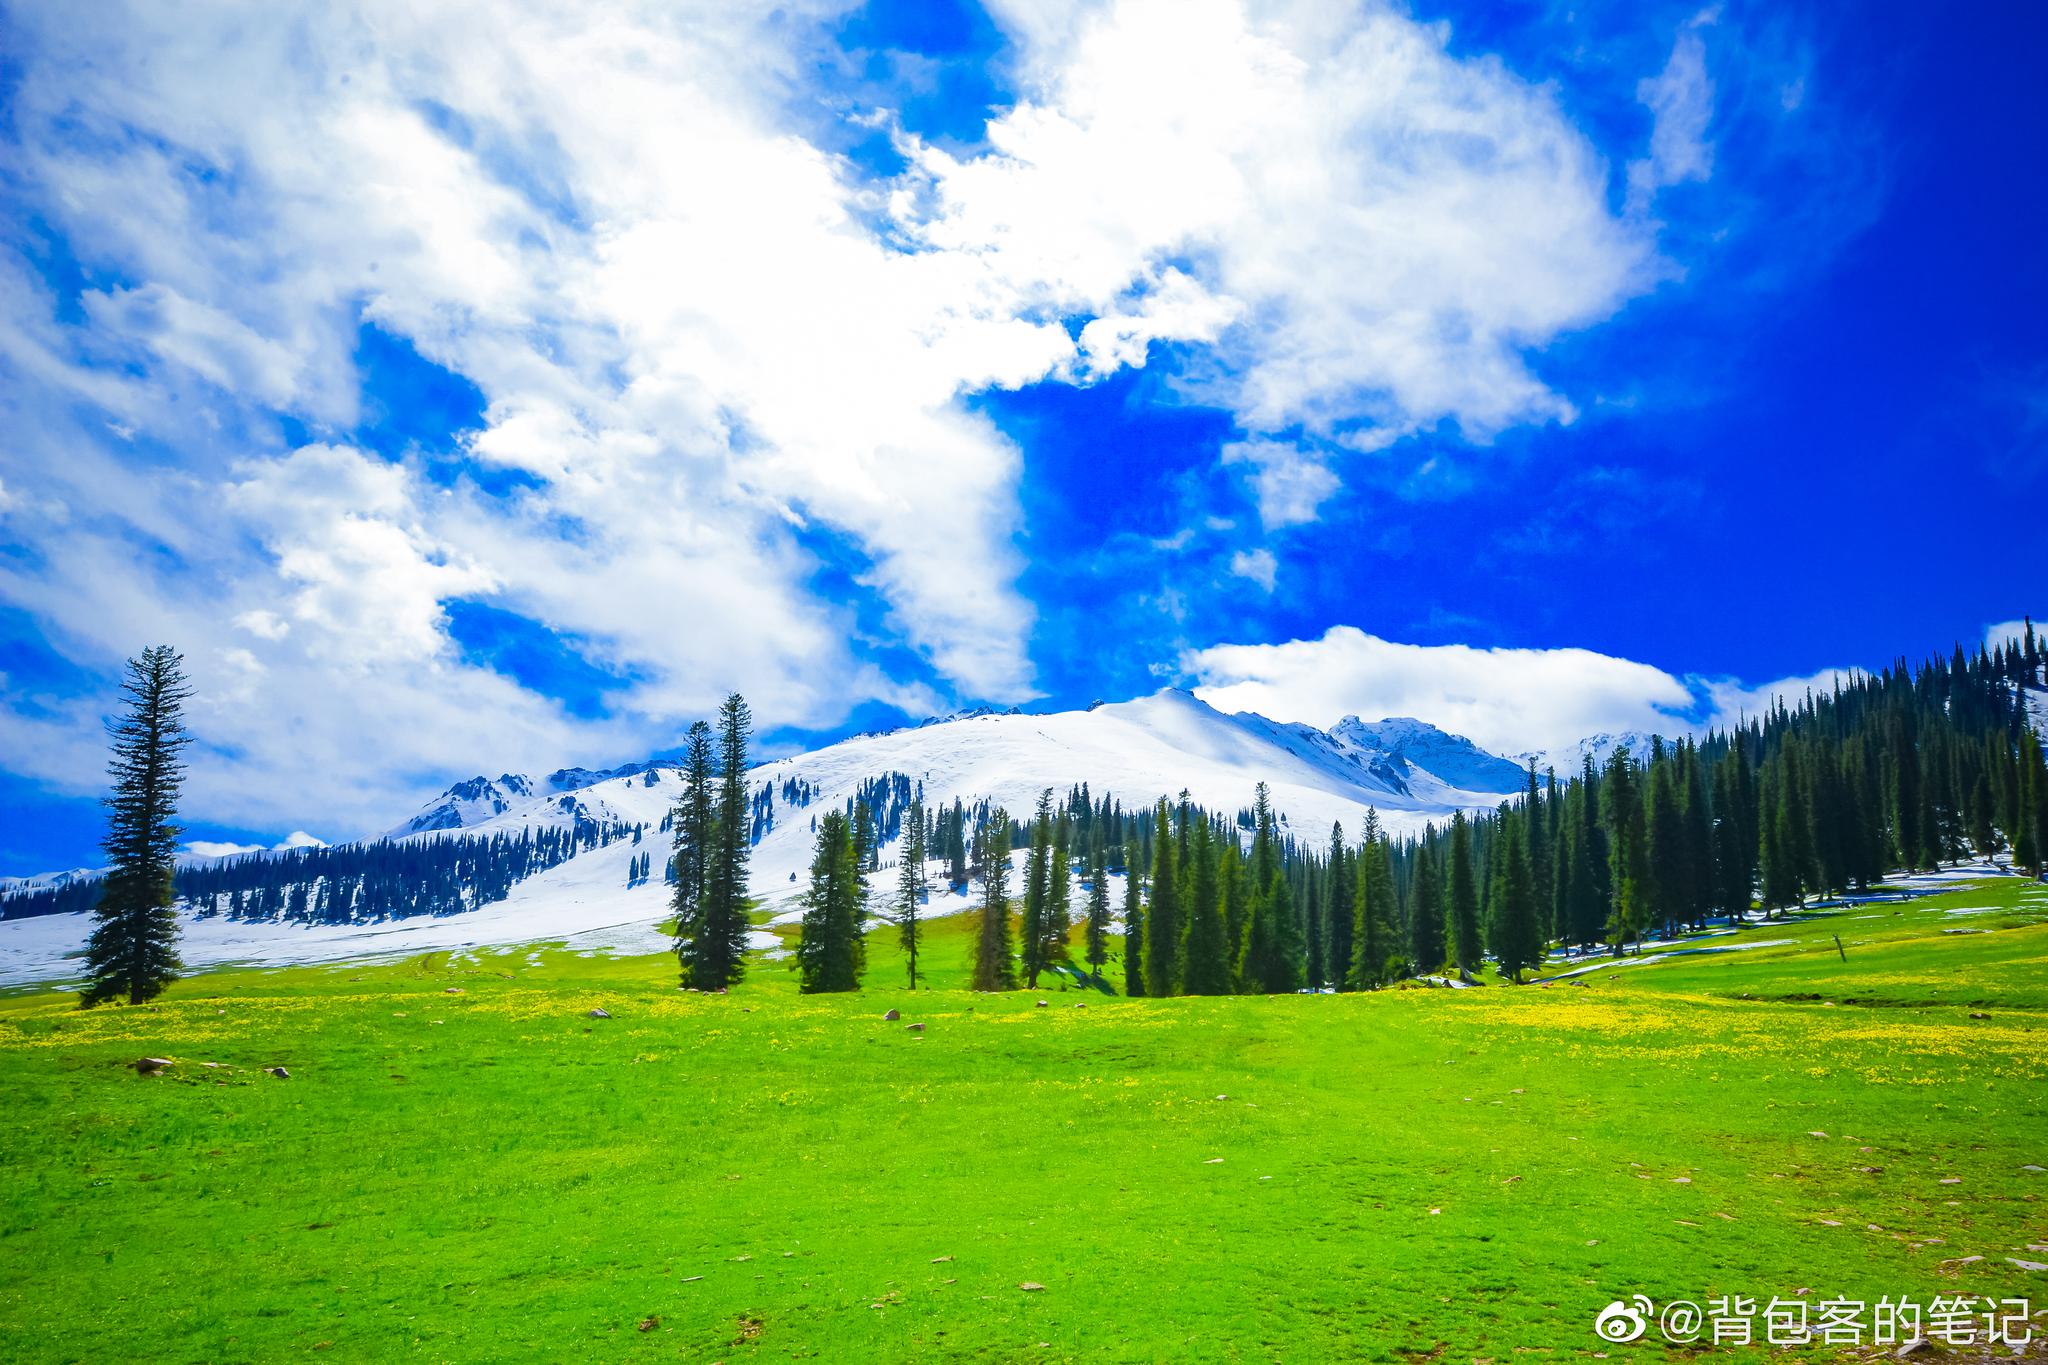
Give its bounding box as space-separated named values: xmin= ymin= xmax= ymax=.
xmin=1407 ymin=839 xmax=1444 ymax=972
xmin=1045 ymin=817 xmax=1074 ymax=971
xmin=972 ymin=811 xmax=1016 ymax=991
xmin=1603 ymin=746 xmax=1651 ymax=953
xmin=1181 ymin=816 xmax=1231 ymax=994
xmin=1020 ymin=789 xmax=1055 ymax=988
xmin=896 ymin=796 xmax=927 ymax=988
xmin=82 ymin=645 xmax=191 ymax=1007
xmin=685 ymin=693 xmax=753 ymax=990
xmin=1349 ymin=833 xmax=1396 ymax=989
xmin=1084 ymin=843 xmax=1111 ymax=982
xmin=795 ymin=811 xmax=862 ymax=992
xmin=1144 ymin=798 xmax=1182 ymax=996
xmin=1489 ymin=820 xmax=1544 ymax=982
xmin=1121 ymin=840 xmax=1146 ymax=997
xmin=1446 ymin=812 xmax=1482 ymax=978
xmin=1323 ymin=822 xmax=1354 ymax=991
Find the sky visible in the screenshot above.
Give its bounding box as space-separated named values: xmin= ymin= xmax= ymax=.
xmin=0 ymin=0 xmax=2043 ymax=873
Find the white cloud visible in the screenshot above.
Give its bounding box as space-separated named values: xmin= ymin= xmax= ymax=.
xmin=1185 ymin=623 xmax=1902 ymax=757
xmin=1221 ymin=439 xmax=1341 ymax=530
xmin=184 ymin=830 xmax=330 ymax=860
xmin=0 ymin=0 xmax=1672 ymax=842
xmin=232 ymin=610 xmax=290 ymax=641
xmin=1696 ymin=667 xmax=1861 ymax=728
xmin=1227 ymin=548 xmax=1278 ymax=592
xmin=1987 ymin=618 xmax=2042 ymax=651
xmin=1628 ymin=17 xmax=1717 ymax=213
xmin=1184 ymin=624 xmax=1697 ymax=756
xmin=226 ymin=445 xmax=499 ymax=667
xmin=83 ymin=283 xmax=305 ymax=409
xmin=912 ymin=0 xmax=1657 ymax=445
xmin=184 ymin=840 xmax=263 ymax=860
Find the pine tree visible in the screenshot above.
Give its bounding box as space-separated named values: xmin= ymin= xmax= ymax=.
xmin=1144 ymin=798 xmax=1182 ymax=996
xmin=82 ymin=645 xmax=191 ymax=1007
xmin=1302 ymin=862 xmax=1323 ymax=991
xmin=1713 ymin=752 xmax=1757 ymax=919
xmin=1323 ymin=823 xmax=1354 ymax=991
xmin=795 ymin=810 xmax=861 ymax=992
xmin=669 ymin=720 xmax=716 ymax=967
xmin=1644 ymin=741 xmax=1687 ymax=938
xmin=1239 ymin=784 xmax=1303 ymax=990
xmin=1349 ymin=834 xmax=1397 ymax=989
xmin=1045 ymin=818 xmax=1073 ymax=970
xmin=947 ymin=799 xmax=968 ymax=886
xmin=1407 ymin=840 xmax=1444 ymax=972
xmin=896 ymin=796 xmax=927 ymax=988
xmin=1520 ymin=766 xmax=1547 ymax=906
xmin=1603 ymin=746 xmax=1651 ymax=953
xmin=1564 ymin=753 xmax=1612 ymax=946
xmin=1243 ymin=870 xmax=1303 ymax=993
xmin=1757 ymin=757 xmax=1803 ymax=915
xmin=1121 ymin=840 xmax=1146 ymax=997
xmin=1216 ymin=831 xmax=1246 ymax=991
xmin=1446 ymin=812 xmax=1482 ymax=978
xmin=2016 ymin=729 xmax=2045 ymax=877
xmin=1180 ymin=817 xmax=1231 ymax=994
xmin=1020 ymin=790 xmax=1054 ymax=988
xmin=686 ymin=692 xmax=753 ymax=990
xmin=1489 ymin=820 xmax=1543 ymax=982
xmin=972 ymin=811 xmax=1016 ymax=991
xmin=1085 ymin=843 xmax=1111 ymax=981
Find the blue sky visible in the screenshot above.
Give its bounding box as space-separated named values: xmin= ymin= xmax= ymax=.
xmin=0 ymin=0 xmax=2042 ymax=873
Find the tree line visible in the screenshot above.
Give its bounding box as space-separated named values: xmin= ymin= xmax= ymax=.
xmin=48 ymin=626 xmax=2048 ymax=1007
xmin=4 ymin=810 xmax=638 ymax=927
xmin=788 ymin=629 xmax=2048 ymax=994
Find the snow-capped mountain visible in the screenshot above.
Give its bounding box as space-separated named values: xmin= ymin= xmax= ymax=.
xmin=0 ymin=688 xmax=1532 ymax=984
xmin=384 ymin=761 xmax=679 ymax=837
xmin=0 ymin=867 xmax=99 ymax=897
xmin=1515 ymin=730 xmax=1668 ymax=780
xmin=391 ymin=688 xmax=1525 ymax=865
xmin=1328 ymin=716 xmax=1532 ymax=795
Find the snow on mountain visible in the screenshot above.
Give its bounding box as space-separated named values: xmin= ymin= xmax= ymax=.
xmin=1515 ymin=730 xmax=1669 ymax=780
xmin=383 ymin=762 xmax=677 ymax=837
xmin=1328 ymin=716 xmax=1531 ymax=795
xmin=0 ymin=868 xmax=98 ymax=897
xmin=377 ymin=688 xmax=1523 ymax=919
xmin=0 ymin=688 xmax=1526 ymax=985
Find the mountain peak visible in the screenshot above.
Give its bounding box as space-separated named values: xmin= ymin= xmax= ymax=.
xmin=1327 ymin=715 xmax=1526 ymax=794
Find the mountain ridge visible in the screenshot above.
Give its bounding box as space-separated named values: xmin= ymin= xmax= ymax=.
xmin=387 ymin=688 xmax=1530 ymax=851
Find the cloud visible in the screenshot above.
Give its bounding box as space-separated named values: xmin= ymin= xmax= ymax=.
xmin=1628 ymin=16 xmax=1718 ymax=213
xmin=226 ymin=445 xmax=497 ymax=668
xmin=1184 ymin=622 xmax=1906 ymax=758
xmin=0 ymin=0 xmax=1674 ymax=843
xmin=1227 ymin=548 xmax=1278 ymax=592
xmin=1696 ymin=667 xmax=1862 ymax=728
xmin=1183 ymin=624 xmax=1698 ymax=756
xmin=1987 ymin=618 xmax=2043 ymax=651
xmin=183 ymin=841 xmax=264 ymax=860
xmin=184 ymin=830 xmax=330 ymax=860
xmin=232 ymin=611 xmax=290 ymax=642
xmin=913 ymin=0 xmax=1658 ymax=446
xmin=1221 ymin=440 xmax=1340 ymax=530
xmin=83 ymin=282 xmax=306 ymax=409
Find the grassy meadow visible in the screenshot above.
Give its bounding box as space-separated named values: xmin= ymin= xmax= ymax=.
xmin=2 ymin=875 xmax=2046 ymax=1362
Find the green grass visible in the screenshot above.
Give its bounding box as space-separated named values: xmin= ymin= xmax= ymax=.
xmin=3 ymin=877 xmax=2045 ymax=1363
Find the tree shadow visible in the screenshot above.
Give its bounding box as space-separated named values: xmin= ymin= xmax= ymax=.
xmin=1044 ymin=961 xmax=1117 ymax=995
